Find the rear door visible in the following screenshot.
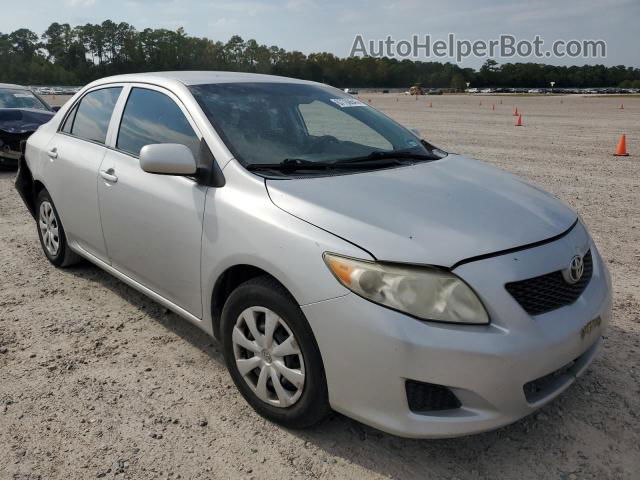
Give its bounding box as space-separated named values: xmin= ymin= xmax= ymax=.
xmin=97 ymin=85 xmax=207 ymax=317
xmin=45 ymin=86 xmax=123 ymax=262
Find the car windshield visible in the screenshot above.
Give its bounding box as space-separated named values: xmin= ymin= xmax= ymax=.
xmin=190 ymin=82 xmax=441 ymax=172
xmin=0 ymin=88 xmax=49 ymax=111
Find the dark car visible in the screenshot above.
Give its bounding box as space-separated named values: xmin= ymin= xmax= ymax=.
xmin=0 ymin=83 xmax=56 ymax=169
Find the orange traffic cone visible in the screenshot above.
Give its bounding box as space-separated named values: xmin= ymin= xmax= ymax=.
xmin=515 ymin=114 xmax=523 ymax=127
xmin=614 ymin=134 xmax=629 ymax=156
xmin=429 ymin=101 xmax=433 ymax=108
xmin=513 ymin=107 xmax=519 ymax=116
xmin=620 ymin=104 xmax=624 ymax=110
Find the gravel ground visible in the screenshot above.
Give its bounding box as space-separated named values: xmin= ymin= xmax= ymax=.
xmin=1 ymin=94 xmax=639 ymax=480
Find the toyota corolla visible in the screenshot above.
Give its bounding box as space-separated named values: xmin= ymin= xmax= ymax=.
xmin=16 ymin=72 xmax=611 ymax=438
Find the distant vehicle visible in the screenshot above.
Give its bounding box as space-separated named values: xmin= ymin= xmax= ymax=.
xmin=466 ymin=88 xmax=479 ymax=93
xmin=409 ymin=84 xmax=424 ymax=95
xmin=0 ymin=83 xmax=57 ymax=169
xmin=17 ymin=72 xmax=611 ymax=439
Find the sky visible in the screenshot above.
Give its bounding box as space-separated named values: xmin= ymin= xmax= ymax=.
xmin=1 ymin=0 xmax=639 ymax=69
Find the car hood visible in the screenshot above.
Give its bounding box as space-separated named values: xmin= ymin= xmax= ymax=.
xmin=266 ymin=154 xmax=577 ymax=267
xmin=0 ymin=108 xmax=54 ymax=134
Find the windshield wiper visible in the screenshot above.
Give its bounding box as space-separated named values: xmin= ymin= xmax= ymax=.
xmin=332 ymin=149 xmax=435 ymax=165
xmin=245 ymin=151 xmax=432 ymax=173
xmin=245 ymin=158 xmax=338 ymax=172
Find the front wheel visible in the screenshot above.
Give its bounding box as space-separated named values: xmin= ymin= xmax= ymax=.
xmin=35 ymin=189 xmax=81 ymax=267
xmin=221 ymin=276 xmax=330 ymax=429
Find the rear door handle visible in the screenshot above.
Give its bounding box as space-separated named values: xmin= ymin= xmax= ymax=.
xmin=99 ymin=168 xmax=118 ymax=183
xmin=47 ymin=148 xmax=58 ymax=159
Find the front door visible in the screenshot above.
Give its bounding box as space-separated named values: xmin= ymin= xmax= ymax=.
xmin=97 ymin=86 xmax=206 ymax=317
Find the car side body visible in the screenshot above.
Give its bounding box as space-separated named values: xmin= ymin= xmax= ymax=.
xmin=17 ymin=72 xmax=612 ymax=438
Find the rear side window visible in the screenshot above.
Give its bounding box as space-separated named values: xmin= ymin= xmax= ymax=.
xmin=116 ymin=88 xmax=200 ymax=157
xmin=70 ymin=87 xmax=122 ymax=144
xmin=61 ymin=104 xmax=78 ymax=134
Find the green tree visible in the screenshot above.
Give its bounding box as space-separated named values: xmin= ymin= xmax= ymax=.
xmin=1 ymin=21 xmax=639 ymax=88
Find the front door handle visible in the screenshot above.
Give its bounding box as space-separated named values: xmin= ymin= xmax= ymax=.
xmin=47 ymin=148 xmax=58 ymax=159
xmin=99 ymin=168 xmax=118 ymax=183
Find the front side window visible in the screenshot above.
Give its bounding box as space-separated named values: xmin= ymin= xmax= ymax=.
xmin=0 ymin=88 xmax=49 ymax=111
xmin=190 ymin=82 xmax=434 ymax=171
xmin=70 ymin=87 xmax=122 ymax=144
xmin=117 ymin=88 xmax=200 ymax=158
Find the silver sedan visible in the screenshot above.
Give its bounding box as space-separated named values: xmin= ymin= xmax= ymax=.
xmin=16 ymin=72 xmax=611 ymax=438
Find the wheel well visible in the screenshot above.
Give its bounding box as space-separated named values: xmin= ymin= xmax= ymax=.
xmin=29 ymin=180 xmax=46 ymax=214
xmin=33 ymin=180 xmax=46 ymax=197
xmin=211 ymin=265 xmax=286 ymax=338
xmin=15 ymin=158 xmax=45 ymax=217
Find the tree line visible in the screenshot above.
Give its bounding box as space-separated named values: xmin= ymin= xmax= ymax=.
xmin=1 ymin=21 xmax=639 ymax=89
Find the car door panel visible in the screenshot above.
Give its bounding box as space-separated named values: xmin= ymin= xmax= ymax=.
xmin=45 ymin=134 xmax=109 ymax=261
xmin=44 ymin=85 xmax=124 ymax=262
xmin=98 ymin=150 xmax=207 ymax=316
xmin=97 ymin=86 xmax=207 ymax=318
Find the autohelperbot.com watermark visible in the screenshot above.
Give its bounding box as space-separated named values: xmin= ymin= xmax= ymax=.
xmin=349 ymin=34 xmax=607 ymax=63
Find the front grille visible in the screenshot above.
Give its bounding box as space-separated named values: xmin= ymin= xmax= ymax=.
xmin=405 ymin=380 xmax=461 ymax=413
xmin=505 ymin=250 xmax=593 ymax=316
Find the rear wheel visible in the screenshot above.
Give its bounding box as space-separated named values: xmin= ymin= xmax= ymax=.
xmin=36 ymin=189 xmax=81 ymax=267
xmin=221 ymin=275 xmax=330 ymax=428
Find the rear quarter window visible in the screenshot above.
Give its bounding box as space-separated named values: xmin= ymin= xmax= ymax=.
xmin=61 ymin=104 xmax=78 ymax=134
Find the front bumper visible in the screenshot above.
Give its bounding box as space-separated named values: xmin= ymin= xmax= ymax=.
xmin=302 ymin=223 xmax=612 ymax=438
xmin=0 ymin=153 xmax=19 ymax=168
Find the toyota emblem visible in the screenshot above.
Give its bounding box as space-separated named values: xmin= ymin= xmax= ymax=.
xmin=563 ymin=255 xmax=585 ymax=284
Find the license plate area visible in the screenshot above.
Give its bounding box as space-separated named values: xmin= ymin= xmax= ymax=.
xmin=581 ymin=316 xmax=602 ymax=340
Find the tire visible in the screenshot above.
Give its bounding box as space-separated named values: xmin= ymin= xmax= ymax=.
xmin=221 ymin=275 xmax=330 ymax=429
xmin=35 ymin=189 xmax=82 ymax=267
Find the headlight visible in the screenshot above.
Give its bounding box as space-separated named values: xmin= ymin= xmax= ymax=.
xmin=324 ymin=253 xmax=489 ymax=324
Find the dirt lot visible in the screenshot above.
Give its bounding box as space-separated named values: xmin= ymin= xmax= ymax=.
xmin=1 ymin=94 xmax=639 ymax=479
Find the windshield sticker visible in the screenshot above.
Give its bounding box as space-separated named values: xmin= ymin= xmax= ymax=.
xmin=330 ymin=98 xmax=367 ymax=108
xmin=13 ymin=93 xmax=35 ymax=98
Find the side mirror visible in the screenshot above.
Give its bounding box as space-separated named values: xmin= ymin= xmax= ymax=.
xmin=139 ymin=143 xmax=197 ymax=175
xmin=51 ymin=106 xmax=61 ymax=112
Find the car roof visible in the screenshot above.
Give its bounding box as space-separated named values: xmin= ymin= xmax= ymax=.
xmin=86 ymin=71 xmax=321 ymax=89
xmin=0 ymin=83 xmax=28 ymax=90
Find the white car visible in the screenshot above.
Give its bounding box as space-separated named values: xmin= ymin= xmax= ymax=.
xmin=16 ymin=72 xmax=611 ymax=438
